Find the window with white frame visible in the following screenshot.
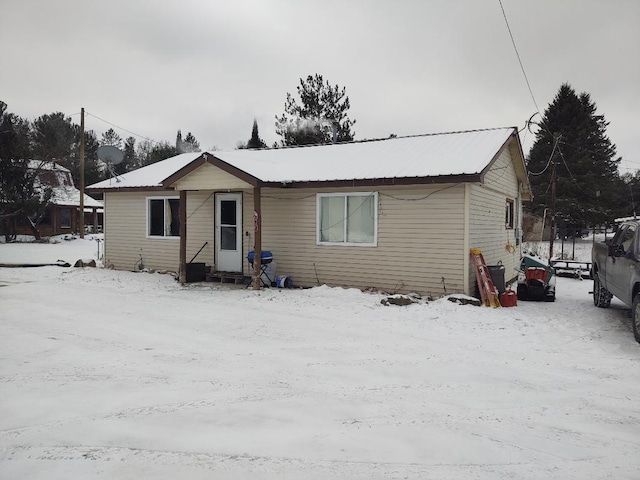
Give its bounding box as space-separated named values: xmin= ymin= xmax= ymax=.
xmin=505 ymin=198 xmax=514 ymax=229
xmin=317 ymin=192 xmax=377 ymax=246
xmin=147 ymin=197 xmax=180 ymax=237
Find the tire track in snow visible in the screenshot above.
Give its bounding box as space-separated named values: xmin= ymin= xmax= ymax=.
xmin=0 ymin=387 xmax=297 ymax=438
xmin=0 ymin=444 xmax=609 ymax=479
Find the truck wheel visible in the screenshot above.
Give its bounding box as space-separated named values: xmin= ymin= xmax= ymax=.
xmin=633 ymin=294 xmax=640 ymax=344
xmin=593 ymin=274 xmax=612 ymax=308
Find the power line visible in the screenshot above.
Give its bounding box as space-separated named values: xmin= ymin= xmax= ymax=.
xmin=556 ymin=143 xmax=578 ymax=184
xmin=498 ymin=0 xmax=543 ymax=116
xmin=85 ymin=111 xmax=161 ymax=145
xmin=528 ymin=136 xmax=559 ymax=176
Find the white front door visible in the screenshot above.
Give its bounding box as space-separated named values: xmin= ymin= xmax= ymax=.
xmin=215 ymin=193 xmax=242 ymax=272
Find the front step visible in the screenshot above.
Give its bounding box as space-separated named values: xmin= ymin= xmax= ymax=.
xmin=206 ymin=272 xmax=248 ymax=285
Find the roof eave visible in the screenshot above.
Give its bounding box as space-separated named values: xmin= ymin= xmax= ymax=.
xmin=87 ymin=185 xmax=170 ymax=194
xmin=262 ymin=174 xmax=482 ymax=189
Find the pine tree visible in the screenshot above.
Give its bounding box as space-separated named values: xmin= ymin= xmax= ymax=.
xmin=31 ymin=112 xmax=104 ymax=186
xmin=0 ymin=101 xmax=35 ymax=240
xmin=138 ymin=141 xmax=178 ymax=166
xmin=100 ymin=128 xmax=123 ymax=148
xmin=31 ymin=112 xmax=76 ymax=163
xmin=118 ymin=136 xmax=137 ymax=174
xmin=176 ymin=130 xmax=183 ymax=153
xmin=80 ymin=130 xmax=105 ymax=186
xmin=275 ymin=74 xmax=356 ymax=146
xmin=246 ymin=119 xmax=267 ymax=149
xmin=526 ymin=83 xmax=621 ymax=230
xmin=176 ymin=130 xmax=200 ymax=153
xmin=182 ymin=132 xmax=200 ymax=153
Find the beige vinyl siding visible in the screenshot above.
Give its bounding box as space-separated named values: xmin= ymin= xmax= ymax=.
xmin=103 ymin=141 xmax=524 ymax=298
xmin=255 ymin=184 xmax=466 ymax=296
xmin=103 ymin=191 xmax=215 ymax=272
xmin=173 ymin=163 xmax=252 ymax=191
xmin=467 ymin=146 xmax=521 ymax=294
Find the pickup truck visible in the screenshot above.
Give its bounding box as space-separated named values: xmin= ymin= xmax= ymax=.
xmin=592 ymin=219 xmax=640 ymax=343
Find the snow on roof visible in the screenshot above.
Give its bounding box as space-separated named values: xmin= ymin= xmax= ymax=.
xmin=24 ymin=160 xmax=103 ymax=208
xmin=51 ymin=186 xmax=103 ymax=208
xmin=27 ymin=160 xmax=71 ymax=172
xmin=88 ymin=128 xmax=516 ymax=189
xmin=89 ymin=152 xmax=203 ymax=189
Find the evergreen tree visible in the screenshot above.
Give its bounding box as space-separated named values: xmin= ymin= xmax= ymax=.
xmin=31 ymin=112 xmax=76 ymax=163
xmin=77 ymin=130 xmax=105 ymax=186
xmin=0 ymin=101 xmax=37 ymax=240
xmin=0 ymin=101 xmax=30 ymax=161
xmin=31 ymin=112 xmax=103 ymax=186
xmin=138 ymin=141 xmax=178 ymax=166
xmin=118 ymin=136 xmax=137 ymax=174
xmin=526 ymin=83 xmax=621 ymax=230
xmin=275 ymin=74 xmax=356 ymax=146
xmin=246 ymin=119 xmax=267 ymax=149
xmin=176 ymin=130 xmax=200 ymax=153
xmin=176 ymin=130 xmax=183 ymax=153
xmin=182 ymin=132 xmax=200 ymax=153
xmin=100 ymin=128 xmax=123 ymax=149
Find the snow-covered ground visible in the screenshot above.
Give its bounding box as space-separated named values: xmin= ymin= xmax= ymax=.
xmin=0 ymin=236 xmax=639 ymax=479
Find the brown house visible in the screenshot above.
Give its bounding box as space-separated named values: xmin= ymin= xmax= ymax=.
xmin=2 ymin=161 xmax=103 ymax=237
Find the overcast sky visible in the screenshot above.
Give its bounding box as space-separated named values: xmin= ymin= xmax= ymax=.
xmin=2 ymin=0 xmax=638 ymax=173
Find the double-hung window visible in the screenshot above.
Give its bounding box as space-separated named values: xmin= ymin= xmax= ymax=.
xmin=505 ymin=198 xmax=515 ymax=229
xmin=147 ymin=197 xmax=180 ymax=238
xmin=317 ymin=192 xmax=377 ymax=246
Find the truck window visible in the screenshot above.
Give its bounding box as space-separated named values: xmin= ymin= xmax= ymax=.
xmin=621 ymin=225 xmax=636 ymax=253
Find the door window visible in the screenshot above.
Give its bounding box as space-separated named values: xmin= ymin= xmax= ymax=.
xmin=220 ymin=200 xmax=237 ymax=250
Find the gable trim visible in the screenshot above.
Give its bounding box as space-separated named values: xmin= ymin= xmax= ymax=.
xmin=478 ymin=130 xmax=532 ymax=201
xmin=161 ymin=153 xmax=261 ymax=188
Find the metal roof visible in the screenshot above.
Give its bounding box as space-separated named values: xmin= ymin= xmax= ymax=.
xmin=89 ymin=127 xmax=520 ymax=190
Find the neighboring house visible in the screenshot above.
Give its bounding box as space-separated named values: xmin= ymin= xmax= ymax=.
xmin=2 ymin=161 xmax=103 ymax=237
xmin=88 ymin=127 xmax=531 ymax=296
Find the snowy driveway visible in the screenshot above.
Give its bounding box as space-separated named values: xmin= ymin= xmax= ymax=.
xmin=0 ymin=265 xmax=639 ymax=479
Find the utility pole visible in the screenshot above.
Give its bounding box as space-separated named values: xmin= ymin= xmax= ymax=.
xmin=548 ymin=135 xmax=559 ymax=263
xmin=79 ymin=107 xmax=85 ymax=239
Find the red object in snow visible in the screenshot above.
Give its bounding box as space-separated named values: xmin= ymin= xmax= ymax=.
xmin=500 ymin=289 xmax=517 ymax=307
xmin=525 ymin=267 xmax=547 ymax=282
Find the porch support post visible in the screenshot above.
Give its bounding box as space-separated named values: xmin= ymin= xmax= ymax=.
xmin=179 ymin=190 xmax=187 ymax=284
xmin=92 ymin=208 xmax=98 ymax=233
xmin=252 ymin=186 xmax=262 ymax=290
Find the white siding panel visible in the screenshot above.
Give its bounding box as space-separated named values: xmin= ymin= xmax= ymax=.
xmin=468 ymin=147 xmax=521 ymax=294
xmin=104 ymin=191 xmax=215 ymax=272
xmin=173 ymin=163 xmax=252 ymax=191
xmin=257 ymin=185 xmax=466 ymax=295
